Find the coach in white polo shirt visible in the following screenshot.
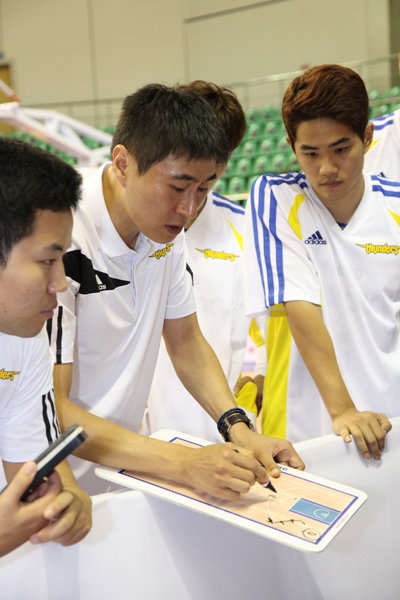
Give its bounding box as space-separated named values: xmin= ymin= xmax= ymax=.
xmin=49 ymin=84 xmax=303 ymax=496
xmin=245 ymin=65 xmax=394 ymax=461
xmin=143 ymin=81 xmax=266 ymax=442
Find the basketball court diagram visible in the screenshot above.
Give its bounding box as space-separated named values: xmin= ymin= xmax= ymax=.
xmin=96 ymin=432 xmax=367 ymax=552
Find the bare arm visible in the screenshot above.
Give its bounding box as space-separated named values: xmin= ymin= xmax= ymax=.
xmin=163 ymin=313 xmax=304 ymax=475
xmin=53 ymin=363 xmax=266 ymax=500
xmin=285 ymin=300 xmax=391 ymax=459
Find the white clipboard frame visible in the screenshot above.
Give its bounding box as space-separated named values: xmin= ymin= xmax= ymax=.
xmin=95 ymin=429 xmax=367 ymax=552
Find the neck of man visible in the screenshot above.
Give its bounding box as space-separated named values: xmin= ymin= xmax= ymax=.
xmin=318 ymin=174 xmax=366 ymax=226
xmin=102 ymin=166 xmax=140 ymax=249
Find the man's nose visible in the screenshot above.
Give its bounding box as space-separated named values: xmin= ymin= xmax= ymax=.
xmin=177 ymin=191 xmax=198 ymax=220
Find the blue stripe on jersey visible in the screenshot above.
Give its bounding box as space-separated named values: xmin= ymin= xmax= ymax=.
xmin=371 ymin=174 xmax=400 ymax=197
xmin=212 ymin=192 xmax=245 ymax=215
xmin=372 ymin=112 xmax=394 ymax=131
xmin=251 ymin=177 xmax=269 ymax=309
xmin=269 ymin=187 xmax=285 ymax=304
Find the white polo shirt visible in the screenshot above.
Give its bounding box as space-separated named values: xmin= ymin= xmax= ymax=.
xmin=364 ymin=110 xmax=400 ymax=179
xmin=48 ymin=164 xmax=196 ymax=490
xmin=244 ymin=171 xmax=400 ymax=442
xmin=0 ymin=327 xmax=59 ymax=464
xmin=144 ymin=191 xmax=257 ymax=442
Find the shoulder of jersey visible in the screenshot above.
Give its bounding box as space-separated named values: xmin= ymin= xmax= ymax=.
xmin=211 ymin=191 xmax=245 ymax=216
xmin=370 ymin=111 xmax=395 ymax=133
xmin=251 ymin=171 xmax=307 ymax=190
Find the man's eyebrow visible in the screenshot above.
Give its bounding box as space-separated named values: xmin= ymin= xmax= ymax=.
xmin=171 ymin=172 xmax=217 ymax=183
xmin=300 ymin=137 xmax=352 ymax=151
xmin=43 ymin=243 xmax=64 ymax=252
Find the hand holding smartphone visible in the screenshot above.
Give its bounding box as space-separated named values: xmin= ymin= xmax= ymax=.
xmin=1 ymin=423 xmax=87 ymax=501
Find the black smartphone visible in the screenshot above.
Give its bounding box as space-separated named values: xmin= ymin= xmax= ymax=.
xmin=1 ymin=423 xmax=87 ymax=501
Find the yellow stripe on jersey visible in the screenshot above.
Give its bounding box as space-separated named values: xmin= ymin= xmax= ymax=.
xmin=288 ymin=194 xmax=305 ymax=240
xmin=388 ymin=210 xmax=400 ymax=228
xmin=249 ymin=318 xmax=265 ymax=347
xmin=227 ymin=219 xmax=243 ymax=251
xmin=367 ymin=139 xmax=379 ymax=152
xmin=235 ymin=380 xmax=258 ymax=416
xmin=262 ymin=303 xmax=291 ymax=439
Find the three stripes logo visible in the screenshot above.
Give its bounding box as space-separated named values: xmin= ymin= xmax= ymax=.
xmin=304 ymin=230 xmax=327 ymax=245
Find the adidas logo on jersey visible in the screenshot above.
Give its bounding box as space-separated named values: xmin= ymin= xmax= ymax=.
xmin=95 ymin=274 xmax=106 ymax=291
xmin=304 ymin=230 xmax=327 ymax=245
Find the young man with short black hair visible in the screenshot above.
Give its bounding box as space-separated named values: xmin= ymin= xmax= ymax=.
xmin=245 ymin=65 xmax=394 ymax=460
xmin=0 ymin=139 xmax=91 ymax=556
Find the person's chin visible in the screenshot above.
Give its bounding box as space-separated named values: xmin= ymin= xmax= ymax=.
xmin=148 ymin=226 xmax=183 ymax=244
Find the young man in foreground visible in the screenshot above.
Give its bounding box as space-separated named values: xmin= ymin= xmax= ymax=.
xmin=245 ymin=65 xmax=394 ymax=460
xmin=49 ymin=83 xmax=304 ymax=496
xmin=0 ymin=139 xmax=91 ymax=556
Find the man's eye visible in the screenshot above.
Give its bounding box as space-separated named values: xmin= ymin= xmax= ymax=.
xmin=171 ymin=185 xmax=184 ymax=192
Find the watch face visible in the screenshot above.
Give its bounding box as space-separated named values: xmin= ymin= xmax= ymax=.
xmin=218 ymin=409 xmax=252 ymax=441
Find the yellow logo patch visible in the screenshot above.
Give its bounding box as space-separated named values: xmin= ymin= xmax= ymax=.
xmin=196 ymin=248 xmax=240 ymax=262
xmin=0 ymin=369 xmax=20 ymax=381
xmin=149 ymin=243 xmax=174 ymax=260
xmin=357 ymin=243 xmax=400 ymax=255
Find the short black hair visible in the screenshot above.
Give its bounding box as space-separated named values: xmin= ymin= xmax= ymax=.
xmin=111 ymin=83 xmax=229 ymax=174
xmin=174 ymin=80 xmax=246 ymax=153
xmin=0 ymin=138 xmax=81 ymax=266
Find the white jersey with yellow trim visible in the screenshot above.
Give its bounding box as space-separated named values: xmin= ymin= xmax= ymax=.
xmin=0 ymin=327 xmax=59 ymax=464
xmin=364 ymin=110 xmax=400 ymax=179
xmin=48 ymin=164 xmax=196 ymax=492
xmin=143 ymin=191 xmax=260 ymax=442
xmin=244 ymin=171 xmax=400 ymax=443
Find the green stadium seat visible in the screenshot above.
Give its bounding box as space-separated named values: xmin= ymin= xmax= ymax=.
xmin=246 ymin=122 xmax=261 ymax=140
xmin=213 ymin=179 xmax=227 ymax=195
xmin=368 ymin=89 xmax=381 ymax=102
xmin=234 ymin=157 xmax=253 ymax=177
xmin=245 ymin=107 xmax=261 ymax=123
xmin=224 ymin=158 xmax=236 ymax=177
xmin=263 ymin=120 xmax=279 ymax=137
xmin=228 ymin=176 xmax=246 ymax=194
xmin=384 ymin=86 xmax=400 ymax=101
xmin=277 ymin=134 xmax=289 ymax=152
xmin=239 ymin=139 xmax=258 ymax=158
xmin=271 ymin=152 xmax=291 ymax=173
xmin=259 ymin=136 xmax=278 ymax=154
xmin=259 ymin=105 xmax=279 ymax=122
xmin=252 ymin=154 xmax=270 ymax=175
xmin=373 ymin=103 xmax=391 ymax=118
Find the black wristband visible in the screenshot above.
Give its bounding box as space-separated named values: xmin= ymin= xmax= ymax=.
xmin=217 ymin=408 xmax=255 ymax=442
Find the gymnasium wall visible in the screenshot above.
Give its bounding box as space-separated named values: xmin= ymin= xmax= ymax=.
xmin=0 ymin=0 xmax=392 ymax=110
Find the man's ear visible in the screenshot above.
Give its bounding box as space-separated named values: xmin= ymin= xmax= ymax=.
xmin=286 ymin=134 xmax=295 ymax=152
xmin=112 ymin=144 xmax=132 ymax=185
xmin=363 ymin=122 xmax=374 ymax=154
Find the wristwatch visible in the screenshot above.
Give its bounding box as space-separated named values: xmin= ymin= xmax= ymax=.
xmin=217 ymin=408 xmax=255 ymax=442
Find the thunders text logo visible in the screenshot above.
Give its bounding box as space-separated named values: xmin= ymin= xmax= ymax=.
xmin=196 ymin=248 xmax=239 ymax=262
xmin=357 ymin=243 xmax=400 ymax=256
xmin=149 ymin=243 xmax=174 ymax=260
xmin=0 ymin=369 xmax=20 ymax=381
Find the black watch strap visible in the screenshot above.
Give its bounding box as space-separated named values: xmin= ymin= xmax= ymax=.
xmin=217 ymin=408 xmax=255 ymax=442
